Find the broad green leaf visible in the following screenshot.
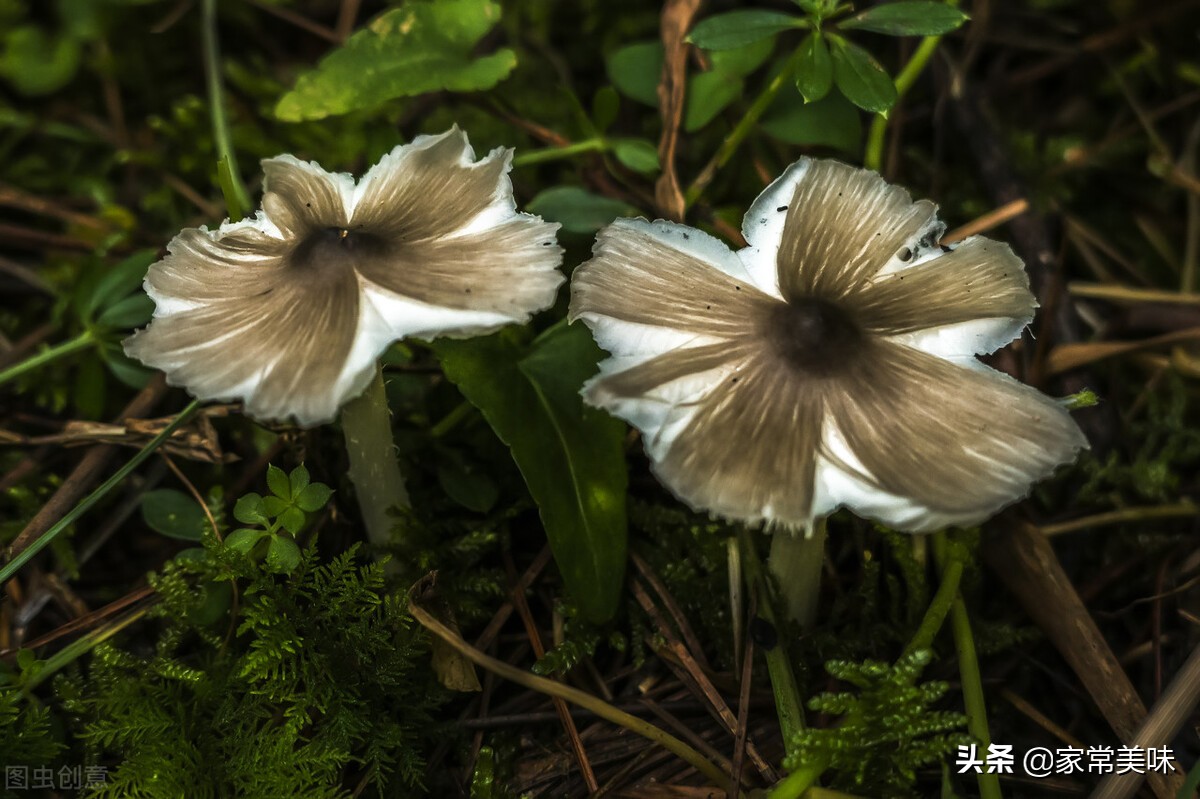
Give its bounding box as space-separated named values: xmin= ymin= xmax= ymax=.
xmin=795 ymin=33 xmax=833 ymax=103
xmin=98 ymin=342 xmax=152 ymax=389
xmin=266 ymin=535 xmax=302 ymax=573
xmin=434 ymin=324 xmax=628 ymax=622
xmin=527 ymin=187 xmax=636 ymax=234
xmin=687 ymin=10 xmax=805 ymax=50
xmin=225 ymin=527 xmax=268 ymax=554
xmin=95 ymin=293 xmax=154 ymax=330
xmin=0 ymin=25 xmax=80 ymax=96
xmin=828 ymin=35 xmax=897 ymax=113
xmin=436 ymin=456 xmax=498 ymax=513
xmin=141 ymin=489 xmax=208 ymax=541
xmin=266 ymin=464 xmax=291 ymax=501
xmin=762 ymin=87 xmax=862 ymax=152
xmin=592 ymin=86 xmax=619 ymax=132
xmin=708 ymin=36 xmax=777 ymax=77
xmin=86 ymin=250 xmax=156 ymax=319
xmin=612 ymin=138 xmax=660 ymax=174
xmin=685 ymin=69 xmax=743 ymax=131
xmin=275 ymin=0 xmax=517 ymax=121
xmin=840 ymin=2 xmax=969 ymax=36
xmin=233 ymin=493 xmax=268 ymax=525
xmin=606 ymin=41 xmax=661 ymax=106
xmin=295 ymin=483 xmax=333 ymax=513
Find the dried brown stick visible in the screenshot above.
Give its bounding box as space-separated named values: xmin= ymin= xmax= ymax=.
xmin=654 ymin=0 xmax=702 ymax=221
xmin=631 ymin=580 xmax=778 ymax=782
xmin=728 ymin=593 xmax=757 ymax=799
xmin=983 ymin=522 xmax=1183 ymax=799
xmin=503 ymin=551 xmax=598 ymax=793
xmin=5 ymin=374 xmax=169 ymax=562
xmin=1090 ymin=641 xmax=1200 ymax=799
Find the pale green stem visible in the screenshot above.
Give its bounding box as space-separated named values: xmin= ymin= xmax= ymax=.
xmin=738 ymin=527 xmax=806 ymax=751
xmin=687 ymin=48 xmax=805 ymax=206
xmin=340 ymin=365 xmax=409 ymax=549
xmin=0 ymin=330 xmax=92 ymax=388
xmin=768 ymin=517 xmax=827 ymax=630
xmin=512 ymin=139 xmax=606 ymax=168
xmin=902 ymin=534 xmax=963 ymax=657
xmin=1 ymin=399 xmax=202 ymax=584
xmin=201 ymin=0 xmax=250 ymax=217
xmin=934 ymin=532 xmax=1002 ymax=799
xmin=863 ymin=33 xmax=948 ymax=172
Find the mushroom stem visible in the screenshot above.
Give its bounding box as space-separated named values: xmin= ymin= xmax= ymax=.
xmin=340 ymin=364 xmax=409 ymax=549
xmin=767 ymin=517 xmax=827 ymax=630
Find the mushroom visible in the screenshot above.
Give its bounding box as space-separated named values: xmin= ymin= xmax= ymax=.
xmin=126 ymin=127 xmax=564 ymax=545
xmin=568 ymin=157 xmax=1087 ymax=623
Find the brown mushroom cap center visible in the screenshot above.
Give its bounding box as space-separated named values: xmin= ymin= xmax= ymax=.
xmin=288 ymin=227 xmax=389 ymax=282
xmin=763 ymin=297 xmax=863 ymax=376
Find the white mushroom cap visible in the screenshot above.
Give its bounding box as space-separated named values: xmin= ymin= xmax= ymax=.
xmin=126 ymin=127 xmax=564 ymax=426
xmin=569 ymin=158 xmax=1087 ymax=534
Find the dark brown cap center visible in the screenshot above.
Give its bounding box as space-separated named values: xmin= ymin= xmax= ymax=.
xmin=288 ymin=227 xmax=389 ymax=282
xmin=763 ymin=297 xmax=863 ymax=376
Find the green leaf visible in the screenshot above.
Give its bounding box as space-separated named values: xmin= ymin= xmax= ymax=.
xmin=612 ymin=138 xmax=660 ymax=174
xmin=687 ymin=10 xmax=805 ymax=50
xmin=684 ymin=69 xmax=743 ymax=131
xmin=294 ymin=483 xmax=333 ymax=513
xmin=828 ymin=35 xmax=897 ymax=113
xmin=289 ymin=465 xmax=310 ymax=496
xmin=527 ymin=187 xmax=636 ymax=234
xmin=606 ymin=41 xmax=661 ymax=107
xmin=86 ymin=250 xmax=157 ymax=319
xmin=262 ymin=496 xmax=289 ymax=518
xmin=708 ymin=36 xmax=777 ymax=77
xmin=141 ymin=489 xmax=208 ymax=541
xmin=795 ymin=33 xmax=833 ymax=102
xmin=762 ymin=86 xmax=862 ymax=151
xmin=434 ymin=324 xmax=628 ymax=622
xmin=233 ymin=493 xmax=268 ymax=525
xmin=266 ymin=535 xmax=302 ymax=573
xmin=95 ymin=293 xmax=154 ymax=330
xmin=266 ymin=465 xmax=291 ymax=501
xmin=225 ymin=527 xmax=268 ymax=554
xmin=0 ymin=25 xmax=80 ymax=96
xmin=437 ymin=457 xmax=498 ymax=513
xmin=97 ymin=343 xmax=152 ymax=389
xmin=274 ymin=0 xmax=517 ymax=121
xmin=592 ymin=86 xmax=619 ymax=132
xmin=278 ymin=506 xmax=306 ymax=535
xmin=839 ymin=2 xmax=969 ymax=36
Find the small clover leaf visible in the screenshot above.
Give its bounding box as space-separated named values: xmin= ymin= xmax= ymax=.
xmin=266 ymin=464 xmax=292 ymax=501
xmin=266 ymin=535 xmax=302 ymax=573
xmin=295 ymin=483 xmax=334 ymax=513
xmin=233 ymin=493 xmax=268 ymax=525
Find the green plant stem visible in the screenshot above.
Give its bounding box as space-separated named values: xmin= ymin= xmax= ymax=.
xmin=22 ymin=605 xmax=151 ymax=695
xmin=409 ymin=598 xmax=743 ymax=798
xmin=201 ymin=0 xmax=250 ymax=218
xmin=863 ymin=32 xmax=947 ymax=172
xmin=738 ymin=527 xmax=806 ymax=750
xmin=0 ymin=330 xmax=92 ymax=388
xmin=340 ymin=365 xmax=409 ymax=550
xmin=0 ymin=399 xmax=201 ymax=585
xmin=511 ymin=138 xmax=606 ymax=167
xmin=687 ymin=48 xmax=805 ymax=206
xmin=768 ymin=764 xmax=824 ymax=799
xmin=767 ymin=517 xmax=827 ymax=630
xmin=934 ymin=532 xmax=1002 ymax=799
xmin=902 ymin=534 xmax=963 ymax=657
